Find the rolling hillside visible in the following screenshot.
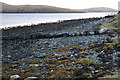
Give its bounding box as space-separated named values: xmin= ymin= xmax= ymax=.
xmin=0 ymin=2 xmax=81 ymax=13
xmin=0 ymin=2 xmax=117 ymax=13
xmin=78 ymin=7 xmax=117 ymax=12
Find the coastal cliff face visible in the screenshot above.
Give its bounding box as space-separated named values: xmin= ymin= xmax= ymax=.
xmin=2 ymin=13 xmax=120 ymax=79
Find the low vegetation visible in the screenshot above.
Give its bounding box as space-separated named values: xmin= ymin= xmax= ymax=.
xmin=3 ymin=36 xmax=120 ymax=79
xmin=100 ymin=12 xmax=120 ymax=29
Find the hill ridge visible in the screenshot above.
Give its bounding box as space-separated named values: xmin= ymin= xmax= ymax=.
xmin=0 ymin=2 xmax=117 ymax=13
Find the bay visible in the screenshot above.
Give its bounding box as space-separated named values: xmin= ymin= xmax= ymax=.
xmin=1 ymin=12 xmax=116 ymax=28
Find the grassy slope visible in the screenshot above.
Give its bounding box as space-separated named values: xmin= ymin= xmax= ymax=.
xmin=100 ymin=12 xmax=120 ymax=29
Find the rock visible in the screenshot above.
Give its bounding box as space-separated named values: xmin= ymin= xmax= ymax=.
xmin=10 ymin=75 xmax=20 ymax=80
xmin=80 ymin=32 xmax=84 ymax=35
xmin=41 ymin=47 xmax=45 ymax=50
xmin=21 ymin=70 xmax=26 ymax=73
xmin=94 ymin=70 xmax=99 ymax=73
xmin=24 ymin=77 xmax=37 ymax=80
xmin=70 ymin=55 xmax=74 ymax=57
xmin=50 ymin=70 xmax=54 ymax=72
xmin=44 ymin=34 xmax=53 ymax=38
xmin=67 ymin=62 xmax=74 ymax=66
xmin=74 ymin=66 xmax=91 ymax=77
xmin=44 ymin=41 xmax=50 ymax=45
xmin=69 ymin=48 xmax=74 ymax=50
xmin=89 ymin=31 xmax=95 ymax=35
xmin=7 ymin=55 xmax=11 ymax=58
xmin=52 ymin=47 xmax=57 ymax=49
xmin=74 ymin=54 xmax=78 ymax=56
xmin=11 ymin=65 xmax=18 ymax=68
xmin=29 ymin=64 xmax=39 ymax=67
xmin=99 ymin=28 xmax=108 ymax=34
xmin=58 ymin=64 xmax=64 ymax=67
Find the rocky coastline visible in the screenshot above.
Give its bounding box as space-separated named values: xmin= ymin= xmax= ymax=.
xmin=2 ymin=15 xmax=120 ymax=80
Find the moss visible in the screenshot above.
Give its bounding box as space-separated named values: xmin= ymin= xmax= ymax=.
xmin=102 ymin=37 xmax=120 ymax=50
xmin=60 ymin=60 xmax=71 ymax=63
xmin=51 ymin=54 xmax=67 ymax=58
xmin=4 ymin=70 xmax=21 ymax=78
xmin=110 ymin=37 xmax=120 ymax=44
xmin=92 ymin=47 xmax=102 ymax=52
xmin=27 ymin=59 xmax=39 ymax=64
xmin=75 ymin=59 xmax=95 ymax=64
xmin=48 ymin=70 xmax=74 ymax=78
xmin=2 ymin=64 xmax=11 ymax=70
xmin=20 ymin=67 xmax=40 ymax=77
xmin=82 ymin=72 xmax=91 ymax=77
xmin=80 ymin=48 xmax=86 ymax=51
xmin=3 ymin=51 xmax=96 ymax=78
xmin=42 ymin=45 xmax=80 ymax=52
xmin=46 ymin=64 xmax=56 ymax=68
xmin=89 ymin=43 xmax=97 ymax=48
xmin=43 ymin=58 xmax=58 ymax=64
xmin=81 ymin=51 xmax=90 ymax=55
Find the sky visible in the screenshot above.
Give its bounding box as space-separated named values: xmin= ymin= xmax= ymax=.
xmin=0 ymin=0 xmax=120 ymax=10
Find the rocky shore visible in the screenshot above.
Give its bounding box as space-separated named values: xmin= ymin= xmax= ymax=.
xmin=2 ymin=16 xmax=113 ymax=39
xmin=2 ymin=15 xmax=120 ymax=80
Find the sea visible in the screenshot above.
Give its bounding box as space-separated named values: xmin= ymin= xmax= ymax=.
xmin=0 ymin=12 xmax=117 ymax=28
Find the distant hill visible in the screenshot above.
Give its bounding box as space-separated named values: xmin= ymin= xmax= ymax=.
xmin=0 ymin=2 xmax=117 ymax=13
xmin=78 ymin=7 xmax=117 ymax=12
xmin=0 ymin=2 xmax=82 ymax=13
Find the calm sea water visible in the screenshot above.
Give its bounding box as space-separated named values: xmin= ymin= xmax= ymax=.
xmin=1 ymin=12 xmax=116 ymax=28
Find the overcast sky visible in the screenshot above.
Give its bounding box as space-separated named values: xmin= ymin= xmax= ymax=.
xmin=0 ymin=0 xmax=120 ymax=9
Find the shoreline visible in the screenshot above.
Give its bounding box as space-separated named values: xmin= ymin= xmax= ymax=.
xmin=2 ymin=15 xmax=114 ymax=40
